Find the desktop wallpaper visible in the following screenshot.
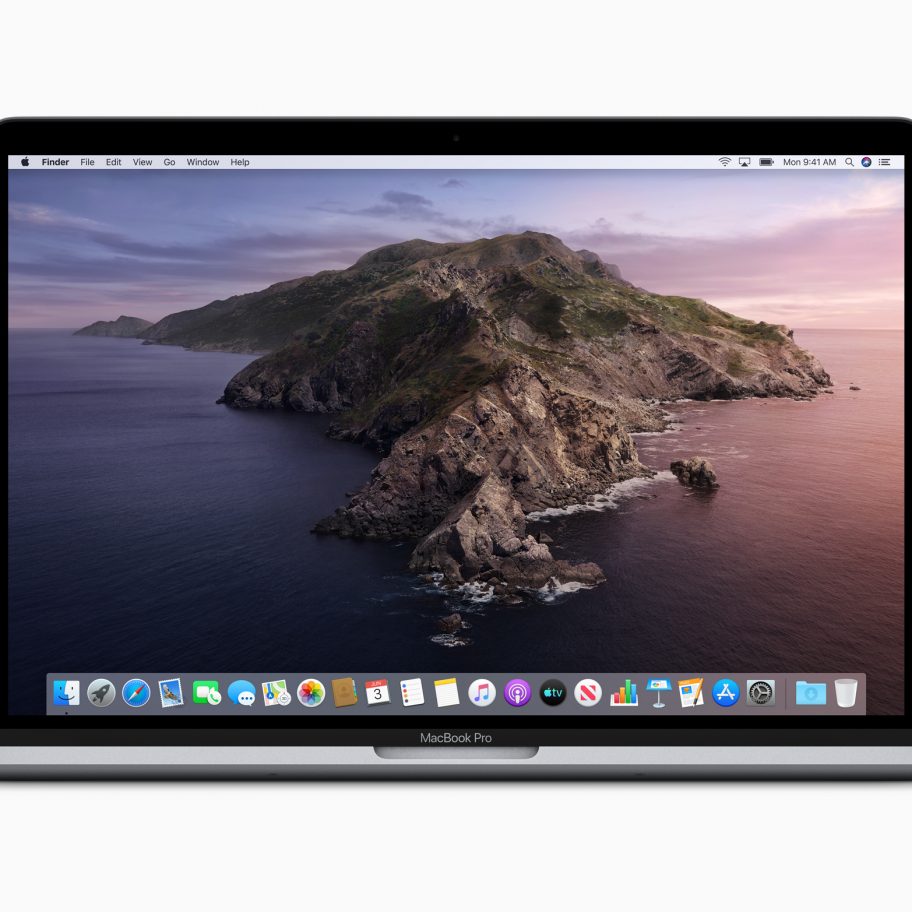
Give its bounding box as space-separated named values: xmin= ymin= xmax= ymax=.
xmin=7 ymin=167 xmax=905 ymax=714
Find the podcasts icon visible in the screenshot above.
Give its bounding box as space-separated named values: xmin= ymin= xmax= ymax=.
xmin=503 ymin=678 xmax=532 ymax=707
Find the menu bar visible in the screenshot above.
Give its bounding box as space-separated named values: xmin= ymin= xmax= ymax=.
xmin=47 ymin=672 xmax=867 ymax=715
xmin=9 ymin=155 xmax=906 ymax=170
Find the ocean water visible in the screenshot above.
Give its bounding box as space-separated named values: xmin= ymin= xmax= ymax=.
xmin=7 ymin=329 xmax=904 ymax=714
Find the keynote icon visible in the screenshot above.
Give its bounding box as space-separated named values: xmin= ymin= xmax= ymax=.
xmin=646 ymin=678 xmax=672 ymax=709
xmin=503 ymin=678 xmax=532 ymax=707
xmin=468 ymin=679 xmax=496 ymax=706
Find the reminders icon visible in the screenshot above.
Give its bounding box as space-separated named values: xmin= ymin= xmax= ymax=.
xmin=434 ymin=677 xmax=460 ymax=708
xmin=400 ymin=678 xmax=425 ymax=707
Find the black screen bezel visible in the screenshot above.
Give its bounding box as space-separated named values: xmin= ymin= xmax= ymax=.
xmin=3 ymin=116 xmax=909 ymax=749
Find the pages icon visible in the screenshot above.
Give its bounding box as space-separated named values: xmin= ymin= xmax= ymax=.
xmin=678 ymin=678 xmax=705 ymax=708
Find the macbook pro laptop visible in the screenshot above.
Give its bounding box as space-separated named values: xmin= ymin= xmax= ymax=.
xmin=3 ymin=117 xmax=909 ymax=778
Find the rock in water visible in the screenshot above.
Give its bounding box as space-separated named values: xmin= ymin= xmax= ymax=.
xmin=670 ymin=457 xmax=719 ymax=488
xmin=437 ymin=612 xmax=463 ymax=634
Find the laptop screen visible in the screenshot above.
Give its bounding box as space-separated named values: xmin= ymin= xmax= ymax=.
xmin=7 ymin=151 xmax=904 ymax=719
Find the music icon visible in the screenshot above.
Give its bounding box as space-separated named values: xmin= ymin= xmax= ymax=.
xmin=468 ymin=678 xmax=496 ymax=706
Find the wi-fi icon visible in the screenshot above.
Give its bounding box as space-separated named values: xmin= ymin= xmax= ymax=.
xmin=718 ymin=156 xmax=732 ymax=167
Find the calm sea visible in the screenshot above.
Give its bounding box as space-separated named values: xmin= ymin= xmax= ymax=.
xmin=7 ymin=329 xmax=904 ymax=714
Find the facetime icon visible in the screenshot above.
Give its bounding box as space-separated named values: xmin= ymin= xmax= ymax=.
xmin=331 ymin=677 xmax=359 ymax=708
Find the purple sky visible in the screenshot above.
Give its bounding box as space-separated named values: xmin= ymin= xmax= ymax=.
xmin=8 ymin=168 xmax=904 ymax=329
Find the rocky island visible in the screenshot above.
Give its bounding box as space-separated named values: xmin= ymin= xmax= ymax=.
xmin=671 ymin=456 xmax=719 ymax=488
xmin=136 ymin=231 xmax=831 ymax=599
xmin=74 ymin=315 xmax=154 ymax=338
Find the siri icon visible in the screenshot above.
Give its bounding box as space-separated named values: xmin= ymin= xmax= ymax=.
xmin=861 ymin=156 xmax=872 ymax=167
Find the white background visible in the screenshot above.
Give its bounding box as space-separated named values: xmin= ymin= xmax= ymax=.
xmin=2 ymin=2 xmax=909 ymax=909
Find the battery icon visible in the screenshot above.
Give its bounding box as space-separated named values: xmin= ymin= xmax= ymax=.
xmin=759 ymin=157 xmax=774 ymax=166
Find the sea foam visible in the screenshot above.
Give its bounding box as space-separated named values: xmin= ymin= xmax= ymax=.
xmin=536 ymin=579 xmax=596 ymax=603
xmin=526 ymin=471 xmax=676 ymax=522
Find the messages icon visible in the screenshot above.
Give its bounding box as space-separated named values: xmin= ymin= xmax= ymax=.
xmin=227 ymin=679 xmax=256 ymax=706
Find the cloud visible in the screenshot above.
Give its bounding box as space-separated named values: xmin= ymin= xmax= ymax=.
xmin=568 ymin=205 xmax=904 ymax=328
xmin=7 ymin=210 xmax=418 ymax=327
xmin=346 ymin=189 xmax=483 ymax=232
xmin=8 ymin=202 xmax=104 ymax=231
xmin=331 ymin=189 xmax=525 ymax=236
xmin=9 ymin=173 xmax=903 ymax=331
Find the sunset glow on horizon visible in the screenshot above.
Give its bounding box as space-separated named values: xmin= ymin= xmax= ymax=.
xmin=8 ymin=168 xmax=904 ymax=330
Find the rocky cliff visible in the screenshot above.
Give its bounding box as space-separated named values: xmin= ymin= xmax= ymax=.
xmin=74 ymin=315 xmax=153 ymax=337
xmin=147 ymin=231 xmax=832 ymax=598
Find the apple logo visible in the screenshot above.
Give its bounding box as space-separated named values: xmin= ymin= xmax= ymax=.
xmin=21 ymin=156 xmax=29 ymax=167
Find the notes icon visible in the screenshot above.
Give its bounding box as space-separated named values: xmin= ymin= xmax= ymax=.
xmin=468 ymin=679 xmax=496 ymax=706
xmin=434 ymin=677 xmax=460 ymax=708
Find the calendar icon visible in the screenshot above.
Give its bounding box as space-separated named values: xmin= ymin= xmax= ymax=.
xmin=365 ymin=679 xmax=390 ymax=706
